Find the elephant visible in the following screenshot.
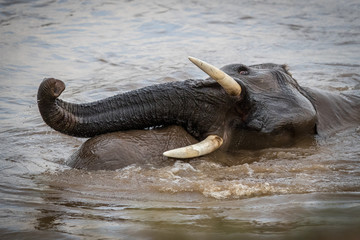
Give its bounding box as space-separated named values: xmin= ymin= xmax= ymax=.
xmin=37 ymin=57 xmax=360 ymax=170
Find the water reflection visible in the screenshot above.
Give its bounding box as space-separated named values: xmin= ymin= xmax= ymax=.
xmin=33 ymin=182 xmax=360 ymax=239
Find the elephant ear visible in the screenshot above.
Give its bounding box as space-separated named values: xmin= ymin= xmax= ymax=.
xmin=163 ymin=135 xmax=223 ymax=159
xmin=188 ymin=56 xmax=242 ymax=96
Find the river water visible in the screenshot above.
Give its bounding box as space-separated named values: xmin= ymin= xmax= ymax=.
xmin=1 ymin=0 xmax=360 ymax=239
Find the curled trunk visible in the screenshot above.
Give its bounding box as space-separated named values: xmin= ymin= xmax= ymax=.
xmin=37 ymin=78 xmax=228 ymax=138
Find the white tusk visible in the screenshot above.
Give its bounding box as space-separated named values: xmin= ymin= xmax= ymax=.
xmin=189 ymin=56 xmax=242 ymax=96
xmin=163 ymin=135 xmax=223 ymax=159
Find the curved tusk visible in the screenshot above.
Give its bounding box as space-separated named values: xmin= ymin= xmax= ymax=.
xmin=188 ymin=56 xmax=242 ymax=96
xmin=163 ymin=135 xmax=223 ymax=159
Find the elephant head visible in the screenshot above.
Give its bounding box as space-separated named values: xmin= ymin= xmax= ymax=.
xmin=37 ymin=57 xmax=317 ymax=159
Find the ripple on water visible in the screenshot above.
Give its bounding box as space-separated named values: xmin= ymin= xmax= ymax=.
xmin=42 ymin=129 xmax=360 ymax=201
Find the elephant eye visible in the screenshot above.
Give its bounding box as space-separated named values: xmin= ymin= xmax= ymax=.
xmin=238 ymin=65 xmax=249 ymax=75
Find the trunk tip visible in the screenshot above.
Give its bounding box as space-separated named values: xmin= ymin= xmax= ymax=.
xmin=38 ymin=78 xmax=66 ymax=100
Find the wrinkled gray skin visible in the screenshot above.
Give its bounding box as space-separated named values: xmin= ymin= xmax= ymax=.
xmin=37 ymin=63 xmax=360 ymax=170
xmin=68 ymin=125 xmax=234 ymax=169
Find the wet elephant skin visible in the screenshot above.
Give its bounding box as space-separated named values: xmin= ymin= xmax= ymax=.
xmin=69 ymin=126 xmax=202 ymax=170
xmin=37 ymin=62 xmax=360 ymax=170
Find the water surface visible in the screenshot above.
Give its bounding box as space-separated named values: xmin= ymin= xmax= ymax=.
xmin=1 ymin=0 xmax=360 ymax=239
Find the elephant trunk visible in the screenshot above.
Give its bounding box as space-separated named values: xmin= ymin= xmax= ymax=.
xmin=37 ymin=78 xmax=206 ymax=138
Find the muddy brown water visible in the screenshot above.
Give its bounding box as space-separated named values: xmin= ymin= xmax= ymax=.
xmin=1 ymin=0 xmax=360 ymax=239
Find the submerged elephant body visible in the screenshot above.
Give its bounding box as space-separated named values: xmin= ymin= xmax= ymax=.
xmin=69 ymin=125 xmax=241 ymax=170
xmin=69 ymin=126 xmax=198 ymax=170
xmin=37 ymin=57 xmax=360 ymax=170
